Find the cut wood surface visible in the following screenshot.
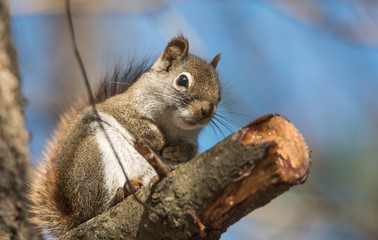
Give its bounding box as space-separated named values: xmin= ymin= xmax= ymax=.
xmin=61 ymin=114 xmax=311 ymax=240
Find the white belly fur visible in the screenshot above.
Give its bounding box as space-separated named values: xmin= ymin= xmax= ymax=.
xmin=90 ymin=112 xmax=156 ymax=198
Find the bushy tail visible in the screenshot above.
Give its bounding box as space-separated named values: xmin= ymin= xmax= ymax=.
xmin=29 ymin=160 xmax=68 ymax=238
xmin=28 ymin=109 xmax=79 ymax=238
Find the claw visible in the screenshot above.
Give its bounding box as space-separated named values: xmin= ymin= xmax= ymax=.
xmin=123 ymin=178 xmax=144 ymax=197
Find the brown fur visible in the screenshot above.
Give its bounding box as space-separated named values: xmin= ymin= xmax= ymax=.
xmin=30 ymin=108 xmax=110 ymax=237
xmin=29 ymin=108 xmax=79 ymax=236
xmin=93 ymin=59 xmax=152 ymax=104
xmin=29 ymin=36 xmax=221 ymax=238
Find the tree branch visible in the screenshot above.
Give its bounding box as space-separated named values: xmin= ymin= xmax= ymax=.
xmin=61 ymin=114 xmax=311 ymax=240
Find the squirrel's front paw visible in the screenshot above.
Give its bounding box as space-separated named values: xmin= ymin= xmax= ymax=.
xmin=123 ymin=178 xmax=144 ymax=197
xmin=161 ymin=141 xmax=197 ymax=162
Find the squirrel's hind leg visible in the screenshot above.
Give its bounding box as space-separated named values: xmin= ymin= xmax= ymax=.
xmin=108 ymin=178 xmax=144 ymax=208
xmin=124 ymin=178 xmax=144 ymax=197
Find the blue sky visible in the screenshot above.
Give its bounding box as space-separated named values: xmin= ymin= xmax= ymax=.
xmin=11 ymin=1 xmax=378 ymax=239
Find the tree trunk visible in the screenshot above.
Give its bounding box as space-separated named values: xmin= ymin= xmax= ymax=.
xmin=61 ymin=114 xmax=311 ymax=240
xmin=0 ymin=1 xmax=42 ymax=239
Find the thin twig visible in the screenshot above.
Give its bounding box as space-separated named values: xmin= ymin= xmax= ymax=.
xmin=187 ymin=210 xmax=206 ymax=238
xmin=134 ymin=142 xmax=169 ymax=181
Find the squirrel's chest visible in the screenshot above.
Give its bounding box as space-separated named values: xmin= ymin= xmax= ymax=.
xmin=89 ymin=112 xmax=156 ymax=195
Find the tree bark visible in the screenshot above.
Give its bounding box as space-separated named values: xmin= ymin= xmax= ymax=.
xmin=0 ymin=1 xmax=42 ymax=239
xmin=61 ymin=114 xmax=311 ymax=240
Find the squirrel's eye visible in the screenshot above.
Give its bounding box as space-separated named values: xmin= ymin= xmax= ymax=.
xmin=174 ymin=72 xmax=193 ymax=91
xmin=177 ymin=75 xmax=189 ymax=88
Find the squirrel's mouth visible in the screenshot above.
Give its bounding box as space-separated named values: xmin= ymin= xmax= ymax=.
xmin=180 ymin=116 xmax=210 ymax=129
xmin=181 ymin=118 xmax=198 ymax=126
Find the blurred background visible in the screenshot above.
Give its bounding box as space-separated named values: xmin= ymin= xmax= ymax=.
xmin=8 ymin=0 xmax=378 ymax=239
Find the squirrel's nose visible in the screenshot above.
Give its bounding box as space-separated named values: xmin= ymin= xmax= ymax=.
xmin=201 ymin=102 xmax=214 ymax=117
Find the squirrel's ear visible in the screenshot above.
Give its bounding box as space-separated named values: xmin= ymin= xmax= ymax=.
xmin=162 ymin=37 xmax=189 ymax=62
xmin=153 ymin=37 xmax=189 ymax=72
xmin=210 ymin=53 xmax=221 ymax=69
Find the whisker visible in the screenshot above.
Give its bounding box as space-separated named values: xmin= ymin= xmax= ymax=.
xmin=208 ymin=120 xmax=221 ymax=140
xmin=214 ymin=114 xmax=242 ymax=130
xmin=221 ymin=66 xmax=247 ymax=91
xmin=220 ymin=84 xmax=236 ymax=93
xmin=216 ymin=110 xmax=252 ymax=119
xmin=218 ymin=100 xmax=248 ymax=108
xmin=210 ymin=119 xmax=226 ymax=139
xmin=213 ymin=115 xmax=235 ymax=134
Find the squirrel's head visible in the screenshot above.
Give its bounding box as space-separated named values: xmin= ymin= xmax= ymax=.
xmin=146 ymin=36 xmax=221 ymax=130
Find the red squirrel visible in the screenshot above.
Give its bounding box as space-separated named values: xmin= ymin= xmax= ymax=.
xmin=29 ymin=36 xmax=221 ymax=237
